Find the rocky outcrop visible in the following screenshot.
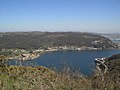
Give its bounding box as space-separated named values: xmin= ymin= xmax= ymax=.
xmin=95 ymin=57 xmax=108 ymax=74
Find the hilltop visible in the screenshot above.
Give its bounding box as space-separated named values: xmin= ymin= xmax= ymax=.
xmin=0 ymin=32 xmax=116 ymax=49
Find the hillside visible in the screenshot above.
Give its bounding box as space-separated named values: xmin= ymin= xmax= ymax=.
xmin=105 ymin=53 xmax=120 ymax=82
xmin=0 ymin=54 xmax=120 ymax=90
xmin=0 ymin=32 xmax=115 ymax=49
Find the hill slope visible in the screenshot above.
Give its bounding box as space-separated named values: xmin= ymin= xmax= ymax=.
xmin=0 ymin=32 xmax=115 ymax=49
xmin=105 ymin=53 xmax=120 ymax=82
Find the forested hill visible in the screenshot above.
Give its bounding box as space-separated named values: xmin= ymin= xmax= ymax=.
xmin=0 ymin=32 xmax=115 ymax=49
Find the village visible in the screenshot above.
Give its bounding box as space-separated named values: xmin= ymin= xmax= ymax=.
xmin=0 ymin=45 xmax=105 ymax=60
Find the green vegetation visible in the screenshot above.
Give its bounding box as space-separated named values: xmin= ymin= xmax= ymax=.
xmin=0 ymin=54 xmax=120 ymax=90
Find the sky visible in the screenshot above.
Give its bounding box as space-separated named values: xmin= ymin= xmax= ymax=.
xmin=0 ymin=0 xmax=120 ymax=33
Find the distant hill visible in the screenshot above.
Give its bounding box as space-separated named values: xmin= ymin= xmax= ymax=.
xmin=0 ymin=32 xmax=115 ymax=49
xmin=100 ymin=33 xmax=120 ymax=43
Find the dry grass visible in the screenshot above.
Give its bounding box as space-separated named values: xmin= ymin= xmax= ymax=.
xmin=0 ymin=65 xmax=120 ymax=90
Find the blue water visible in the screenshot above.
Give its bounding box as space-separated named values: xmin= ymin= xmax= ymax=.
xmin=10 ymin=50 xmax=120 ymax=76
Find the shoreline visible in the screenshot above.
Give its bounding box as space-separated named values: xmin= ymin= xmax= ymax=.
xmin=6 ymin=48 xmax=120 ymax=61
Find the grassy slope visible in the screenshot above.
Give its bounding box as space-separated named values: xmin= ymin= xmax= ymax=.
xmin=0 ymin=66 xmax=92 ymax=90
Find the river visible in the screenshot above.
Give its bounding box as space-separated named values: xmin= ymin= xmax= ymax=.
xmin=10 ymin=50 xmax=120 ymax=76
